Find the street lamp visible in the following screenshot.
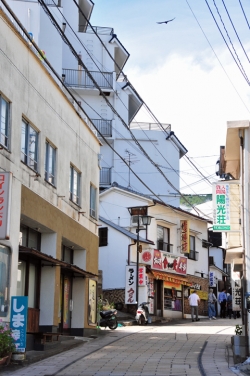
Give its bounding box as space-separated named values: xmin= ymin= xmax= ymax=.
xmin=136 ymin=214 xmax=152 ymax=309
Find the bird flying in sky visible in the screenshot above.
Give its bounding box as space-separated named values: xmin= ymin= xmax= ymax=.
xmin=157 ymin=18 xmax=175 ymax=24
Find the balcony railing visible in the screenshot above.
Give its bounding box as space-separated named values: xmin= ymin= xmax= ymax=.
xmin=44 ymin=0 xmax=61 ymax=6
xmin=130 ymin=122 xmax=171 ymax=132
xmin=85 ymin=26 xmax=114 ymax=35
xmin=100 ymin=168 xmax=112 ymax=185
xmin=91 ymin=119 xmax=112 ymax=137
xmin=157 ymin=241 xmax=173 ymax=253
xmin=184 ymin=250 xmax=199 ymax=261
xmin=63 ymin=69 xmax=113 ymax=89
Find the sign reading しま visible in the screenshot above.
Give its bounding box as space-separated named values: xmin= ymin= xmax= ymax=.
xmin=10 ymin=296 xmax=28 ymax=352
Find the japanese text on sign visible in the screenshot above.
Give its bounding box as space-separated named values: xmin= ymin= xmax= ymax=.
xmin=232 ymin=287 xmax=241 ymax=312
xmin=125 ymin=266 xmax=136 ymax=304
xmin=213 ymin=183 xmax=230 ymax=231
xmin=180 ymin=220 xmax=189 ymax=253
xmin=10 ymin=296 xmax=28 ymax=352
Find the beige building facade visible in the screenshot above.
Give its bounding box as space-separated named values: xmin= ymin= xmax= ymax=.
xmin=0 ymin=7 xmax=100 ymax=343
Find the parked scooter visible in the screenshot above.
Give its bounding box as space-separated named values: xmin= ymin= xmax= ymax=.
xmin=135 ymin=302 xmax=152 ymax=325
xmin=99 ymin=308 xmax=118 ymax=329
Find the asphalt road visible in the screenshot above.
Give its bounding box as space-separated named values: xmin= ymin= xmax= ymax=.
xmin=0 ymin=318 xmax=243 ymax=376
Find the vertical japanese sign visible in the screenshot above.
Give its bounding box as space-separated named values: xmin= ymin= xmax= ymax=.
xmin=125 ymin=265 xmax=136 ymax=304
xmin=180 ymin=220 xmax=189 ymax=253
xmin=138 ymin=266 xmax=146 ymax=286
xmin=232 ymin=282 xmax=241 ymax=312
xmin=209 ymin=272 xmax=214 ymax=287
xmin=213 ymin=183 xmax=230 ymax=231
xmin=147 ymin=276 xmax=154 ymax=314
xmin=0 ymin=172 xmax=12 ymax=239
xmin=10 ymin=296 xmax=28 ymax=352
xmin=88 ymin=279 xmax=96 ymax=325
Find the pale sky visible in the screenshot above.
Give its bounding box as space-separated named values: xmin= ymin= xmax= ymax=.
xmin=91 ymin=0 xmax=250 ymax=196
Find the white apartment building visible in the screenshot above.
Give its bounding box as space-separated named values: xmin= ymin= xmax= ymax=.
xmin=0 ymin=5 xmax=100 ymax=347
xmin=5 ymin=0 xmax=187 ymax=207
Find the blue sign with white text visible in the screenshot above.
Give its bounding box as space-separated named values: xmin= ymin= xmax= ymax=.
xmin=10 ymin=296 xmax=28 ymax=352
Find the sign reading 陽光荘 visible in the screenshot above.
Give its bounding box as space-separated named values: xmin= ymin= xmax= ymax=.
xmin=213 ymin=183 xmax=230 ymax=231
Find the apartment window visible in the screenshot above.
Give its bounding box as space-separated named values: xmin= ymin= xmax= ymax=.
xmin=21 ymin=119 xmax=38 ymax=171
xmin=90 ymin=184 xmax=97 ymax=218
xmin=99 ymin=227 xmax=108 ymax=247
xmin=69 ymin=165 xmax=80 ymax=205
xmin=185 ymin=235 xmax=199 ymax=261
xmin=0 ymin=95 xmax=10 ymax=149
xmin=45 ymin=141 xmax=56 ymax=185
xmin=62 ymin=246 xmax=73 ymax=264
xmin=157 ymin=225 xmax=172 ymax=253
xmin=20 ymin=225 xmax=41 ymax=251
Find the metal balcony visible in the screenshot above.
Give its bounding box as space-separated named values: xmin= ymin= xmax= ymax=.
xmin=157 ymin=241 xmax=173 ymax=253
xmin=62 ymin=69 xmax=113 ymax=89
xmin=44 ymin=0 xmax=61 ymax=5
xmin=91 ymin=119 xmax=112 ymax=137
xmin=85 ymin=26 xmax=114 ymax=35
xmin=100 ymin=168 xmax=112 ymax=185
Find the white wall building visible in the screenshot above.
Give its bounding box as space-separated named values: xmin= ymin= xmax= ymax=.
xmin=99 ymin=183 xmax=210 ymax=320
xmin=5 ymin=0 xmax=187 ymax=207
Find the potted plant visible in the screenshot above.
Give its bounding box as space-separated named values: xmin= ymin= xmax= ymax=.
xmin=0 ymin=320 xmax=16 ymax=366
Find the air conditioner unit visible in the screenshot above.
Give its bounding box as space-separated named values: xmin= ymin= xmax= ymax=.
xmin=130 ymin=215 xmax=145 ymax=228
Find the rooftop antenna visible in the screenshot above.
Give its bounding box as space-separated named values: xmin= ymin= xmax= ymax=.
xmin=122 ymin=149 xmax=139 ymax=188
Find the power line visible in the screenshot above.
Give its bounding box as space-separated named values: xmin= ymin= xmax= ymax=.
xmin=221 ymin=0 xmax=250 ymax=64
xmin=238 ymin=0 xmax=250 ymax=29
xmin=186 ymin=0 xmax=250 ymax=113
xmin=36 ymin=0 xmax=201 ymax=211
xmin=205 ymin=0 xmax=250 ymax=85
xmin=3 ymin=0 xmax=211 ymax=216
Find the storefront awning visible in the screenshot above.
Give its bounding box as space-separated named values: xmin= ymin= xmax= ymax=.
xmin=150 ymin=270 xmax=191 ymax=286
xmin=19 ymin=246 xmax=97 ymax=278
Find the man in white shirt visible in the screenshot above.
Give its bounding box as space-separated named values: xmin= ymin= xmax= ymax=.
xmin=188 ymin=290 xmax=200 ymax=322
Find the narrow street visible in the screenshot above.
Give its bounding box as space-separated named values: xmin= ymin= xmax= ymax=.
xmin=1 ymin=318 xmax=240 ymax=376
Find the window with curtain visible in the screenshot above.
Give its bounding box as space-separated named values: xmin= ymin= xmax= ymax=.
xmin=90 ymin=184 xmax=97 ymax=218
xmin=69 ymin=165 xmax=81 ymax=205
xmin=21 ymin=119 xmax=38 ymax=171
xmin=157 ymin=225 xmax=171 ymax=252
xmin=45 ymin=141 xmax=56 ymax=185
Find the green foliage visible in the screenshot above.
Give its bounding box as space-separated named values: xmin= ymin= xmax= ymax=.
xmin=235 ymin=325 xmax=243 ymax=335
xmin=0 ymin=321 xmax=16 ymax=358
xmin=180 ymin=194 xmax=212 ymax=208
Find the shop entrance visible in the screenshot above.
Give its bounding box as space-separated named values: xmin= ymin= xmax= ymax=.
xmin=156 ymin=279 xmax=163 ymax=316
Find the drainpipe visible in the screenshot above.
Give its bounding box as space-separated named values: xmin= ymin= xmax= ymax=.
xmin=239 ymin=129 xmax=249 ymax=356
xmin=128 ymin=240 xmax=136 ymax=266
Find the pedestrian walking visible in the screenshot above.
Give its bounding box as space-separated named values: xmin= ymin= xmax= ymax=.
xmin=218 ymin=288 xmax=227 ymax=318
xmin=188 ymin=290 xmax=200 ymax=322
xmin=227 ymin=291 xmax=233 ymax=319
xmin=208 ymin=288 xmax=217 ymax=320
